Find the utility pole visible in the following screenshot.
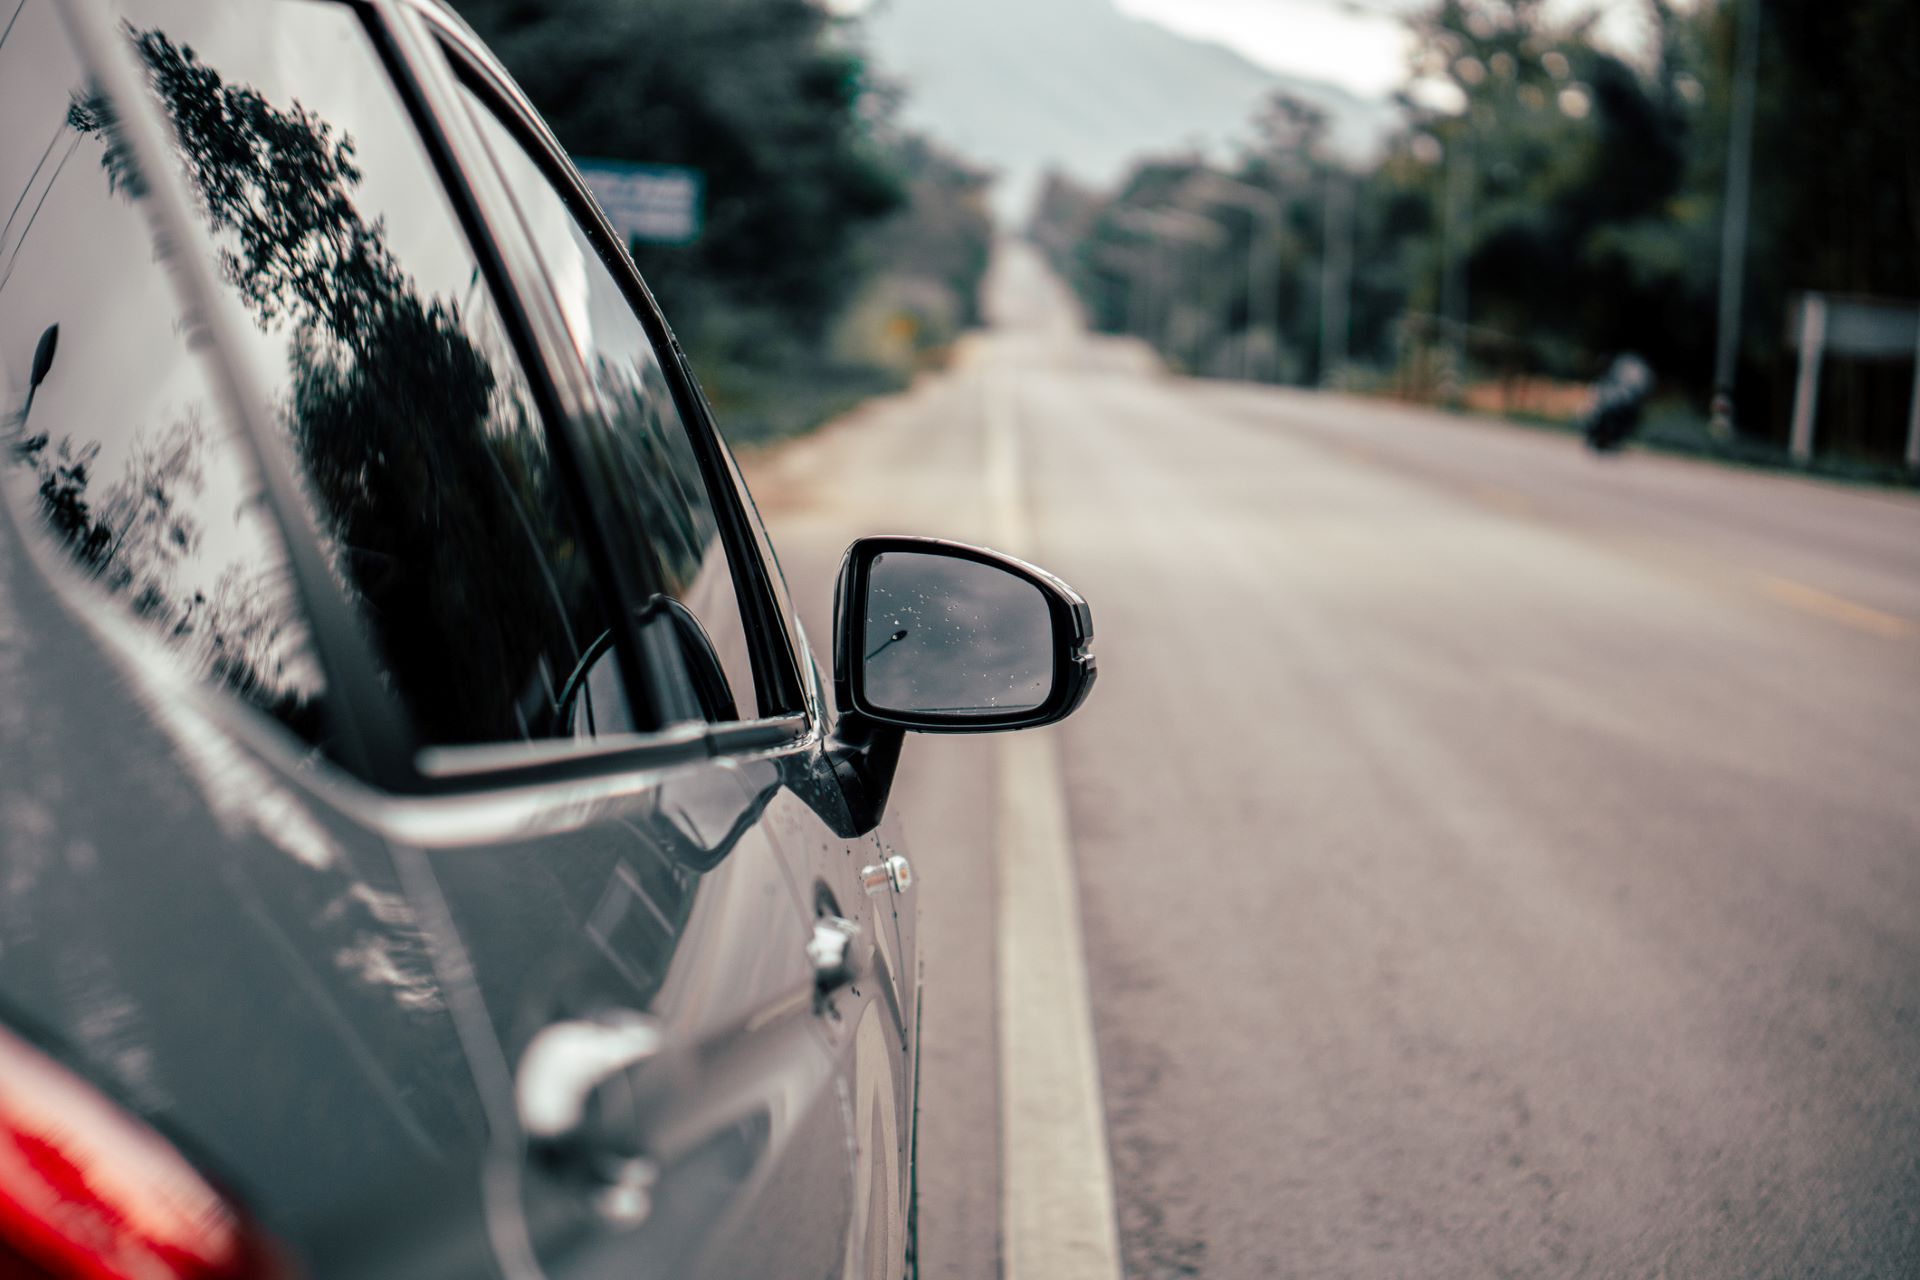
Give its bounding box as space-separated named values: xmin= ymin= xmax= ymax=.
xmin=1320 ymin=173 xmax=1353 ymax=389
xmin=1711 ymin=0 xmax=1762 ymax=438
xmin=1440 ymin=135 xmax=1473 ymax=403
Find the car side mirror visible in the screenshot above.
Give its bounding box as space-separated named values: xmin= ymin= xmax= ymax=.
xmin=833 ymin=536 xmax=1095 ymax=732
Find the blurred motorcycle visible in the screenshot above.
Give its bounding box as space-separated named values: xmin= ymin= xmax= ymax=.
xmin=1581 ymin=352 xmax=1653 ymax=452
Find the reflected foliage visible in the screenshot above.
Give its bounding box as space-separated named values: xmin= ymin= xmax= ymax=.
xmin=63 ymin=91 xmax=144 ymax=200
xmin=14 ymin=413 xmax=320 ymax=735
xmin=587 ymin=351 xmax=706 ymax=598
xmin=89 ymin=26 xmax=603 ymax=744
xmin=1 ymin=6 xmax=322 ymax=736
xmin=453 ymin=88 xmax=760 ymax=719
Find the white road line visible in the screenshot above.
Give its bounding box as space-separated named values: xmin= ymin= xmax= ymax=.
xmin=986 ymin=371 xmax=1124 ymax=1280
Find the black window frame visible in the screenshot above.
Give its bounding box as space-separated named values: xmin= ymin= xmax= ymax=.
xmin=419 ymin=12 xmax=810 ymax=732
xmin=54 ymin=0 xmax=813 ymax=797
xmin=38 ymin=0 xmax=432 ymax=784
xmin=361 ymin=0 xmax=819 ymax=790
xmin=0 ymin=2 xmax=352 ymax=746
xmin=289 ymin=0 xmax=681 ymax=790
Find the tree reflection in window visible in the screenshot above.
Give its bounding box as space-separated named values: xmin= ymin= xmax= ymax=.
xmin=2 ymin=15 xmax=324 ymax=741
xmin=454 ymin=83 xmax=760 ymax=717
xmin=75 ymin=24 xmax=614 ymax=747
xmin=15 ymin=401 xmax=323 ymax=735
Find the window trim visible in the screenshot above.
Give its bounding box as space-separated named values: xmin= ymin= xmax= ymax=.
xmin=415 ymin=712 xmax=810 ymax=792
xmin=339 ymin=0 xmax=725 ymax=789
xmin=47 ymin=0 xmax=441 ymax=784
xmin=56 ymin=0 xmax=818 ymax=798
xmin=425 ymin=24 xmax=810 ymax=729
xmin=353 ymin=0 xmax=826 ymax=790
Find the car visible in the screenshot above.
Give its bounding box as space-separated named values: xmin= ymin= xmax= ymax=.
xmin=0 ymin=1 xmax=1094 ymax=1277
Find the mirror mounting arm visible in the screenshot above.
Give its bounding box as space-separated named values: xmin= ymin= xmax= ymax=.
xmin=823 ymin=708 xmax=905 ymax=839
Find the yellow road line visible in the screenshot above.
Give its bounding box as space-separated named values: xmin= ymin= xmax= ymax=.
xmin=1759 ymin=576 xmax=1914 ymax=639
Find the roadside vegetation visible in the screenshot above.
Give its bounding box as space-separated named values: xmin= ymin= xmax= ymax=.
xmin=450 ymin=0 xmax=992 ymax=445
xmin=1031 ymin=0 xmax=1920 ymax=479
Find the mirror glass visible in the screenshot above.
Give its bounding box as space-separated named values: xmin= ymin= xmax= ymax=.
xmin=862 ymin=551 xmax=1055 ymax=718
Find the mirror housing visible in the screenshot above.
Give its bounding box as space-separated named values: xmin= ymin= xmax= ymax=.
xmin=832 ymin=535 xmax=1095 ymax=733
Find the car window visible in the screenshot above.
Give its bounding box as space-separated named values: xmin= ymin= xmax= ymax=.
xmin=452 ymin=80 xmax=767 ymax=722
xmin=714 ymin=434 xmax=814 ymax=708
xmin=103 ymin=0 xmax=638 ymax=749
xmin=0 ymin=0 xmax=329 ymax=743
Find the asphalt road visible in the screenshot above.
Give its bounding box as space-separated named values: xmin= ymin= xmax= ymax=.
xmin=743 ymin=242 xmax=1920 ymax=1279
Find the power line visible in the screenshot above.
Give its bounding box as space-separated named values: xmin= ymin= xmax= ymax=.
xmin=0 ymin=136 xmax=82 ymax=297
xmin=0 ymin=122 xmax=65 ymax=255
xmin=0 ymin=0 xmax=30 ymax=58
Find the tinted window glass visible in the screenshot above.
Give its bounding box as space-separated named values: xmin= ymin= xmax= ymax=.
xmin=456 ymin=85 xmax=763 ymax=721
xmin=0 ymin=0 xmax=327 ymax=740
xmin=110 ymin=0 xmax=632 ymax=748
xmin=717 ymin=436 xmax=810 ymax=708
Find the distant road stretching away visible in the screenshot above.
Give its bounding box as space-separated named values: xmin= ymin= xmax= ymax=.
xmin=749 ymin=242 xmax=1920 ymax=1280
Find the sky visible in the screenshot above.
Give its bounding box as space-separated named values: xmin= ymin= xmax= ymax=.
xmin=1107 ymin=0 xmax=1662 ymax=99
xmin=1111 ymin=0 xmax=1417 ymax=99
xmin=829 ymin=0 xmax=1666 ymax=104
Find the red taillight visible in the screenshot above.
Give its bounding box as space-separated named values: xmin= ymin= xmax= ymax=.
xmin=0 ymin=1025 xmax=290 ymax=1279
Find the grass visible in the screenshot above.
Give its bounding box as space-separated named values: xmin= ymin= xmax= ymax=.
xmin=697 ymin=356 xmax=911 ymax=449
xmin=1346 ymin=364 xmax=1917 ymax=490
xmin=1614 ymin=403 xmax=1915 ymax=490
xmin=1466 ymin=397 xmax=1920 ymax=491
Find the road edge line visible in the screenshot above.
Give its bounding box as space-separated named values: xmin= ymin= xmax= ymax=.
xmin=987 ymin=371 xmax=1124 ymax=1280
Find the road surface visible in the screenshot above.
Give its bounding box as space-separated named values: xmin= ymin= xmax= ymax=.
xmin=743 ymin=243 xmax=1920 ymax=1279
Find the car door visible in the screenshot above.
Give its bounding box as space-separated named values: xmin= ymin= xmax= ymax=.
xmin=410 ymin=19 xmax=917 ymax=1276
xmin=49 ymin=0 xmax=869 ymax=1273
xmin=0 ymin=10 xmax=509 ymax=1274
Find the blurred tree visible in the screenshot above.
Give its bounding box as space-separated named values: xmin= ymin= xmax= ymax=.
xmin=1723 ymin=0 xmax=1920 ymax=453
xmin=449 ymin=0 xmax=904 ymax=341
xmin=1029 ymin=169 xmax=1102 ymax=276
xmin=859 ymin=133 xmax=992 ymax=330
xmin=1388 ymin=0 xmax=1700 ymax=378
xmin=1346 ymin=0 xmax=1915 ymax=454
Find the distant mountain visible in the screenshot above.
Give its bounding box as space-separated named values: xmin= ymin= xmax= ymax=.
xmin=856 ymin=0 xmax=1395 ymax=220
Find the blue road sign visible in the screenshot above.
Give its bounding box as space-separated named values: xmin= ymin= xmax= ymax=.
xmin=576 ymin=158 xmax=703 ymax=246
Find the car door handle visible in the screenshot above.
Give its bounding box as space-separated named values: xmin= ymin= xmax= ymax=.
xmin=515 ymin=1009 xmax=663 ymax=1223
xmin=807 ymin=915 xmax=862 ymax=993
